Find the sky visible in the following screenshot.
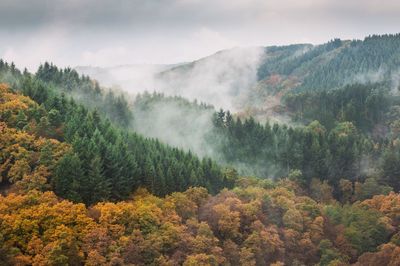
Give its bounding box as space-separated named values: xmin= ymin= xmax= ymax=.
xmin=1 ymin=0 xmax=400 ymax=71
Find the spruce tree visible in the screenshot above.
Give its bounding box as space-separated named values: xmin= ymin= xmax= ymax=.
xmin=53 ymin=152 xmax=84 ymax=202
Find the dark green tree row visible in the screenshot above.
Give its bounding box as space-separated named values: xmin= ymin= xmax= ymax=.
xmin=56 ymin=103 xmax=229 ymax=204
xmin=380 ymin=141 xmax=400 ymax=192
xmin=129 ymin=86 xmax=400 ymax=197
xmin=210 ymin=106 xmax=400 ymax=195
xmin=36 ymin=62 xmax=133 ymax=127
xmin=1 ymin=60 xmax=133 ymax=127
xmin=211 ymin=111 xmax=373 ymax=189
xmin=284 ymin=83 xmax=393 ymax=132
xmin=257 ymin=39 xmax=342 ymax=80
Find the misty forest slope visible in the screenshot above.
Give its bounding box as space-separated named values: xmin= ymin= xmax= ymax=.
xmin=130 ymin=81 xmax=400 ymax=191
xmin=0 ymin=62 xmax=232 ymax=205
xmin=77 ymin=34 xmax=400 ymax=182
xmin=76 ymin=34 xmax=400 ymax=116
xmin=2 ymin=34 xmax=400 ymax=265
xmin=160 ymin=34 xmax=400 ymax=99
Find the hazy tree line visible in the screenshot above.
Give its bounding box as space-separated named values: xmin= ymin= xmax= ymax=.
xmin=284 ymin=83 xmax=393 ymax=132
xmin=211 ymin=82 xmax=400 ymax=197
xmin=127 ymin=81 xmax=400 ymax=198
xmin=1 ymin=60 xmax=132 ymax=127
xmin=211 ymin=111 xmax=369 ymax=190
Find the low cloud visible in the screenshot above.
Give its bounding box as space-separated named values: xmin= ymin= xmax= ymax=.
xmin=77 ymin=46 xmax=265 ymax=111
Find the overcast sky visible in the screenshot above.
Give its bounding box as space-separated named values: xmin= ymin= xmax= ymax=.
xmin=1 ymin=0 xmax=399 ymax=71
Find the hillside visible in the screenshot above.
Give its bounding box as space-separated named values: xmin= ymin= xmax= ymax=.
xmin=0 ymin=62 xmax=232 ymax=205
xmin=75 ymin=34 xmax=400 ymax=120
xmin=1 ymin=81 xmax=400 ymax=264
xmin=76 ymin=47 xmax=265 ymax=111
xmin=4 ymin=0 xmax=400 ymax=263
xmin=2 ymin=34 xmax=400 ymax=265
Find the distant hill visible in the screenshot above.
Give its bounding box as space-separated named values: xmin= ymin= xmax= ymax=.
xmin=76 ymin=47 xmax=265 ymax=111
xmin=255 ymin=35 xmax=400 ymax=93
xmin=75 ymin=34 xmax=400 ymax=119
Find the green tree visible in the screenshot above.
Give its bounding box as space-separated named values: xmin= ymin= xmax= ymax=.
xmin=53 ymin=152 xmax=84 ymax=202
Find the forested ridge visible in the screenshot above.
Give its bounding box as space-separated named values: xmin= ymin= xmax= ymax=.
xmin=255 ymin=34 xmax=400 ymax=94
xmin=2 ymin=36 xmax=400 ymax=266
xmin=153 ymin=34 xmax=400 ymax=121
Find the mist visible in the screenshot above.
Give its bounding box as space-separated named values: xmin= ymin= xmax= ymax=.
xmin=76 ymin=47 xmax=275 ymax=176
xmin=390 ymin=69 xmax=400 ymax=96
xmin=75 ymin=64 xmax=175 ymax=92
xmin=349 ymin=67 xmax=400 ymax=96
xmin=131 ymin=93 xmax=218 ymax=159
xmin=154 ymin=47 xmax=265 ymax=111
xmin=77 ymin=47 xmax=265 ymax=111
xmin=129 ymin=92 xmax=290 ymax=178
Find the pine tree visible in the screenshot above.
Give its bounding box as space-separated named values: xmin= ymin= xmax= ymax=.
xmin=53 ymin=153 xmax=84 ymax=202
xmin=85 ymin=156 xmax=111 ymax=205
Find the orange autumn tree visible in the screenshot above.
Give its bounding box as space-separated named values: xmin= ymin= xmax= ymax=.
xmin=0 ymin=122 xmax=70 ymax=192
xmin=0 ymin=184 xmax=398 ymax=265
xmin=0 ymin=84 xmax=70 ymax=193
xmin=0 ymin=191 xmax=96 ymax=265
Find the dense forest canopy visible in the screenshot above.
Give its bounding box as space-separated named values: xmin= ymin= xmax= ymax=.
xmin=255 ymin=34 xmax=400 ymax=93
xmin=1 ymin=34 xmax=400 ymax=265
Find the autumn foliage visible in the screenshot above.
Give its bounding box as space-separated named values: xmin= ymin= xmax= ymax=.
xmin=1 ymin=82 xmax=400 ymax=265
xmin=0 ymin=182 xmax=399 ymax=265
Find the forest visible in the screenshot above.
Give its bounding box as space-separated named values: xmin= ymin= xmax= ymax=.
xmin=2 ymin=34 xmax=400 ymax=266
xmin=255 ymin=34 xmax=400 ymax=93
